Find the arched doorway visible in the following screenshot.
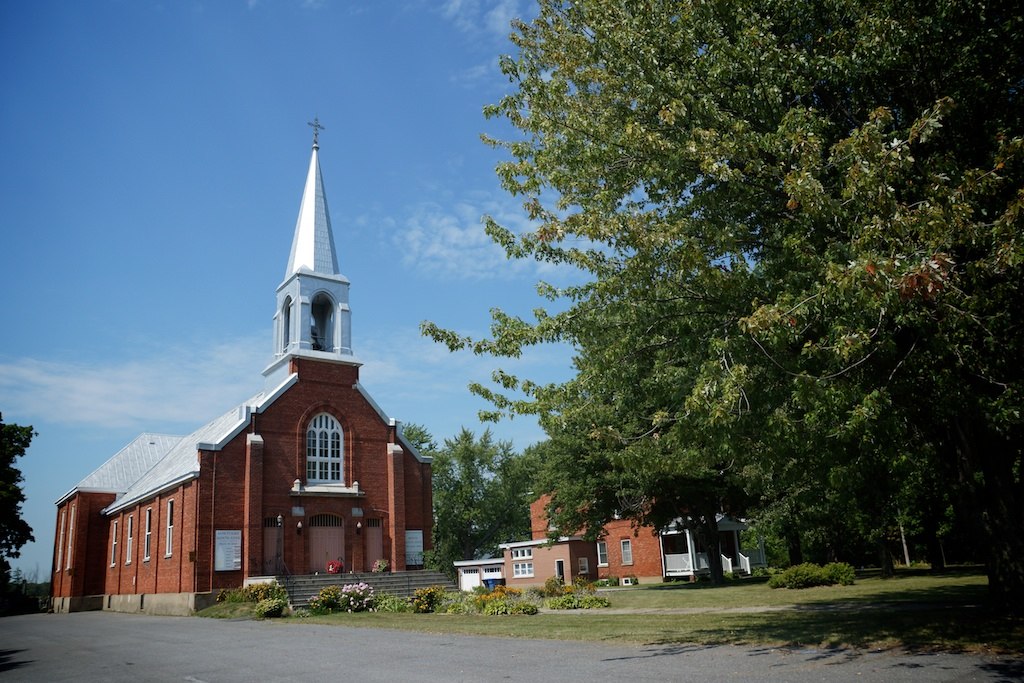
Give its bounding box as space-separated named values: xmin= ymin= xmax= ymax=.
xmin=308 ymin=513 xmax=344 ymax=574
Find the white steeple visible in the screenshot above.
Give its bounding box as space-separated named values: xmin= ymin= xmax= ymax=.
xmin=264 ymin=119 xmax=357 ymax=384
xmin=285 ymin=124 xmax=340 ymax=277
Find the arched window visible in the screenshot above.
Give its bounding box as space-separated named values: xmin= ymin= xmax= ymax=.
xmin=281 ymin=296 xmax=292 ymax=349
xmin=306 ymin=413 xmax=343 ymax=483
xmin=310 ymin=293 xmax=334 ymax=351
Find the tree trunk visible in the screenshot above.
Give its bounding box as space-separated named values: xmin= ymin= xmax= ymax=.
xmin=878 ymin=540 xmax=894 ymax=578
xmin=786 ymin=529 xmax=803 ymax=567
xmin=955 ymin=416 xmax=1024 ymax=614
xmin=702 ymin=511 xmax=724 ymax=584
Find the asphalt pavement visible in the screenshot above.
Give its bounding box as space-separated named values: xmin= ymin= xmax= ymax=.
xmin=0 ymin=611 xmax=1020 ymax=682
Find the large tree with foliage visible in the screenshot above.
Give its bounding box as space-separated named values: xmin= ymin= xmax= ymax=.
xmin=425 ymin=428 xmax=538 ymax=577
xmin=424 ymin=0 xmax=1022 ymax=606
xmin=0 ymin=413 xmax=35 ymax=594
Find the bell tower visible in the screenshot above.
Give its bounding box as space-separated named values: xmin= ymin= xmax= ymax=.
xmin=264 ymin=118 xmax=357 ymax=385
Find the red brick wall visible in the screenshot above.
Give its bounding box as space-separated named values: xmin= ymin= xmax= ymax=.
xmin=597 ymin=518 xmax=664 ymax=580
xmin=53 ymin=354 xmax=433 ymax=601
xmin=51 ymin=492 xmax=116 ymax=599
xmin=102 ymin=481 xmax=199 ymax=597
xmin=526 ymin=494 xmax=666 ymax=581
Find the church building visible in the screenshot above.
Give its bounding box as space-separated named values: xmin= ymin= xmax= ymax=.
xmin=50 ymin=126 xmax=433 ymax=614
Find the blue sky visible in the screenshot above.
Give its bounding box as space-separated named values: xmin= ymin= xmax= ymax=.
xmin=0 ymin=0 xmax=577 ymax=579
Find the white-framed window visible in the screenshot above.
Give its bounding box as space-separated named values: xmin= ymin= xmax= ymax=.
xmin=511 ymin=547 xmax=533 ymax=560
xmin=65 ymin=504 xmax=76 ymax=569
xmin=110 ymin=520 xmax=119 ymax=567
xmin=56 ymin=509 xmax=66 ymax=571
xmin=513 ymin=562 xmax=534 ymax=577
xmin=144 ymin=508 xmax=152 ymax=561
xmin=597 ymin=541 xmax=608 ymax=566
xmin=305 ymin=413 xmax=344 ymax=483
xmin=620 ymin=539 xmax=633 ymax=565
xmin=125 ymin=514 xmax=134 ymax=564
xmin=578 ymin=557 xmax=590 ymax=574
xmin=511 ymin=547 xmax=534 ymax=577
xmin=484 ymin=566 xmax=503 ymax=575
xmin=165 ymin=499 xmax=174 ymax=557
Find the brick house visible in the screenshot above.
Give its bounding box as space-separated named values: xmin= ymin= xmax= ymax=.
xmin=51 ymin=131 xmax=433 ymax=614
xmin=455 ymin=495 xmax=764 ymax=590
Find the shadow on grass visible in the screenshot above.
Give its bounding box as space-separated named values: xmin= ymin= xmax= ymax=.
xmin=648 ymin=603 xmax=1024 ymax=654
xmin=793 ymin=581 xmax=991 ymax=609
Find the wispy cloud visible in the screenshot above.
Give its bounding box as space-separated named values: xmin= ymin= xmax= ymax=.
xmin=0 ymin=337 xmax=268 ymax=432
xmin=450 ymin=60 xmax=500 ymax=88
xmin=440 ymin=0 xmax=527 ymax=39
xmin=390 ymin=193 xmax=585 ymax=283
xmin=0 ymin=324 xmax=571 ymax=444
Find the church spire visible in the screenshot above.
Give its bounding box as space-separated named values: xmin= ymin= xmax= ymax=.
xmin=286 ymin=118 xmax=339 ymax=277
xmin=265 ymin=121 xmax=356 ymax=380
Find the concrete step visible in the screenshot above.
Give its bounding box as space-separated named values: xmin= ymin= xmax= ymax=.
xmin=281 ymin=571 xmax=455 ymax=608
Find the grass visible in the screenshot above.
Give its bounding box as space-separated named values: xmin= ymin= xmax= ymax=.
xmin=197 ymin=568 xmax=1024 ymax=654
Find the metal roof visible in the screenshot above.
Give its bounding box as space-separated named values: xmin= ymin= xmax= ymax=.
xmin=285 ymin=144 xmax=339 ymax=277
xmin=103 ymin=392 xmax=267 ymax=515
xmin=56 ymin=433 xmax=183 ymax=504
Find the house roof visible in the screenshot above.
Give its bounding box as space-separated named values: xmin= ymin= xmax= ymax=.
xmin=453 ymin=558 xmax=505 ymax=567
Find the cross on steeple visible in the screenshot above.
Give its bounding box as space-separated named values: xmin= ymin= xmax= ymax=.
xmin=308 ymin=116 xmax=325 ymax=148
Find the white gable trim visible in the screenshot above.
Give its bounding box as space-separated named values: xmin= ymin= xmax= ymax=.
xmin=103 ymin=471 xmax=199 ymax=516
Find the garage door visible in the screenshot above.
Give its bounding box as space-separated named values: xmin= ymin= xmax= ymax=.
xmin=460 ymin=568 xmax=481 ymax=591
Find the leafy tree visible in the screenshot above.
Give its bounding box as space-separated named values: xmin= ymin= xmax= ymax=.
xmin=427 ymin=428 xmax=537 ymax=578
xmin=424 ymin=0 xmax=1022 ymax=606
xmin=1 ymin=413 xmax=35 ymax=594
xmin=399 ymin=422 xmax=439 ymax=457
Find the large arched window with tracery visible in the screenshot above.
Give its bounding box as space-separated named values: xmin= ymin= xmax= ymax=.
xmin=306 ymin=413 xmax=343 ymax=483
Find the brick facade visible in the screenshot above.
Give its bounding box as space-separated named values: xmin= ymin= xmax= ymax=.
xmin=51 ymin=356 xmax=432 ymax=613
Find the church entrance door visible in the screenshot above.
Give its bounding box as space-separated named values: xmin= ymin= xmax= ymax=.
xmin=308 ymin=514 xmax=344 ymax=574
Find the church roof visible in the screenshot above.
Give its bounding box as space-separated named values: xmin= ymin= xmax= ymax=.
xmin=285 ymin=142 xmax=340 ymax=277
xmin=57 ymin=433 xmax=184 ymax=504
xmin=103 ymin=391 xmax=271 ymax=515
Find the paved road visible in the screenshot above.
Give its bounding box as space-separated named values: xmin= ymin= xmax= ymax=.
xmin=0 ymin=612 xmax=1020 ymax=682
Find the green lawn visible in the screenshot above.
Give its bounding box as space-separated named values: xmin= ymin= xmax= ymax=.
xmin=201 ymin=568 xmax=1024 ymax=654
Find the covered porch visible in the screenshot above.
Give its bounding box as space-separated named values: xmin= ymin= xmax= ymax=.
xmin=660 ymin=515 xmax=767 ymax=578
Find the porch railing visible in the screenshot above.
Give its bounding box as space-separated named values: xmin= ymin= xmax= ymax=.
xmin=664 ymin=553 xmax=692 ymax=575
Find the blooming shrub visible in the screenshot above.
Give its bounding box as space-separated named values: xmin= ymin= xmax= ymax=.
xmin=307 ymin=585 xmax=343 ymax=612
xmin=337 ymin=583 xmax=375 ymax=612
xmin=307 ymin=583 xmax=375 ymax=613
xmin=326 ymin=559 xmax=342 ymax=574
xmin=254 ymin=598 xmax=287 ymax=618
xmin=372 ymin=559 xmax=389 ymax=573
xmin=412 ymin=585 xmax=447 ymax=613
xmin=243 ymin=582 xmax=287 ymax=602
xmin=473 ymin=585 xmax=523 ymax=611
xmin=543 ymin=575 xmax=565 ymax=597
xmin=768 ymin=562 xmax=856 ymax=589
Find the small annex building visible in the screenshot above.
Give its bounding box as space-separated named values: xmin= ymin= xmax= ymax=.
xmin=51 ymin=129 xmax=433 ymax=615
xmin=455 ymin=495 xmax=765 ymax=590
